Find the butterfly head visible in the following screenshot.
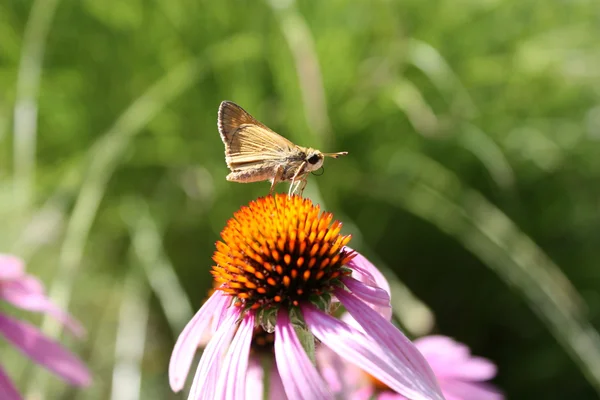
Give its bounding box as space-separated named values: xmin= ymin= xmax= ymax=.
xmin=305 ymin=149 xmax=348 ymax=172
xmin=305 ymin=149 xmax=325 ymax=172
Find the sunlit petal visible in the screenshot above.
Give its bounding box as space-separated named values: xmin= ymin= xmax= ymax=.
xmin=216 ymin=312 xmax=254 ymax=400
xmin=169 ymin=290 xmax=228 ymax=391
xmin=188 ymin=308 xmax=240 ymax=400
xmin=274 ymin=309 xmax=332 ymax=400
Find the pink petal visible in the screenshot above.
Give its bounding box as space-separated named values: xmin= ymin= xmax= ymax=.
xmin=432 ymin=357 xmax=497 ymax=382
xmin=12 ymin=275 xmax=44 ymax=293
xmin=343 ymin=276 xmax=391 ymax=320
xmin=336 ymin=289 xmax=441 ymax=392
xmin=274 ymin=308 xmax=332 ymax=400
xmin=216 ymin=312 xmax=254 ymax=400
xmin=0 ymin=278 xmax=84 ymax=337
xmin=345 ymin=247 xmax=391 ymax=297
xmin=246 ymin=356 xmax=265 ymax=400
xmin=0 ymin=366 xmax=21 ymax=400
xmin=415 ymin=336 xmax=497 ymax=381
xmin=188 ymin=308 xmax=241 ymax=400
xmin=414 ymin=336 xmax=470 ymax=359
xmin=0 ymin=314 xmax=91 ymax=387
xmin=302 ymin=304 xmax=443 ymax=400
xmin=169 ymin=291 xmax=228 ymax=391
xmin=0 ymin=255 xmax=24 ymax=280
xmin=344 ymin=248 xmax=392 ymax=320
xmin=440 ymin=379 xmax=504 ymax=400
xmin=269 ymin=364 xmax=288 ymax=400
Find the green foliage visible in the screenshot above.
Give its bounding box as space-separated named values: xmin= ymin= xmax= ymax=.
xmin=1 ymin=0 xmax=600 ymax=398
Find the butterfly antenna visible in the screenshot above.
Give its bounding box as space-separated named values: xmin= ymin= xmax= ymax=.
xmin=323 ymin=151 xmax=348 ymax=159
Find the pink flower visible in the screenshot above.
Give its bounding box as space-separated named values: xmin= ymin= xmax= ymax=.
xmin=319 ymin=325 xmax=503 ymax=400
xmin=0 ymin=254 xmax=91 ymax=400
xmin=169 ymin=195 xmax=444 ymax=400
xmin=406 ymin=336 xmax=502 ymax=400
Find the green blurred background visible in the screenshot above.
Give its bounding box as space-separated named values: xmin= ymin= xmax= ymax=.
xmin=2 ymin=0 xmax=600 ymax=398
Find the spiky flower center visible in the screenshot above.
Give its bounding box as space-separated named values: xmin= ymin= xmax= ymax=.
xmin=211 ymin=195 xmax=355 ymax=309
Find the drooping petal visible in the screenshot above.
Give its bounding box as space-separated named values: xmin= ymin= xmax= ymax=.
xmin=0 ymin=366 xmax=21 ymax=400
xmin=269 ymin=363 xmax=288 ymax=400
xmin=302 ymin=304 xmax=444 ymax=400
xmin=342 ymin=277 xmax=392 ymax=309
xmin=188 ymin=308 xmax=241 ymax=400
xmin=414 ymin=336 xmax=497 ymax=381
xmin=0 ymin=277 xmax=84 ymax=337
xmin=344 ymin=248 xmax=392 ymax=320
xmin=0 ymin=314 xmax=91 ymax=387
xmin=169 ymin=290 xmax=229 ymax=391
xmin=216 ymin=312 xmax=254 ymax=400
xmin=336 ymin=289 xmax=440 ymax=391
xmin=274 ymin=308 xmax=332 ymax=400
xmin=345 ymin=247 xmax=391 ymax=297
xmin=246 ymin=356 xmax=264 ymax=400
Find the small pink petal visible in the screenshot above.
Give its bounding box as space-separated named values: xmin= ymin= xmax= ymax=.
xmin=432 ymin=357 xmax=497 ymax=382
xmin=0 ymin=314 xmax=91 ymax=387
xmin=0 ymin=366 xmax=21 ymax=400
xmin=302 ymin=304 xmax=443 ymax=400
xmin=343 ymin=276 xmax=392 ymax=320
xmin=0 ymin=255 xmax=24 ymax=280
xmin=415 ymin=336 xmax=497 ymax=381
xmin=440 ymin=379 xmax=504 ymax=400
xmin=336 ymin=289 xmax=440 ymax=393
xmin=0 ymin=279 xmax=84 ymax=337
xmin=216 ymin=312 xmax=254 ymax=400
xmin=188 ymin=308 xmax=241 ymax=400
xmin=274 ymin=308 xmax=332 ymax=400
xmin=269 ymin=364 xmax=288 ymax=400
xmin=414 ymin=336 xmax=469 ymax=359
xmin=168 ymin=291 xmax=228 ymax=391
xmin=246 ymin=356 xmax=265 ymax=400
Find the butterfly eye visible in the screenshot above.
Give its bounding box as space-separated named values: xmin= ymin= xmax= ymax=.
xmin=308 ymin=154 xmax=321 ymax=164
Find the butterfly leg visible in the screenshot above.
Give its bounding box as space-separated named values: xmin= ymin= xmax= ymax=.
xmin=295 ymin=179 xmax=308 ymax=196
xmin=289 ymin=180 xmax=301 ymax=196
xmin=269 ymin=165 xmax=284 ymax=196
xmin=289 ymin=162 xmax=307 ymax=196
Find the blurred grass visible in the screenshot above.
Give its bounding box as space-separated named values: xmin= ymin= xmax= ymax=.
xmin=2 ymin=0 xmax=600 ymax=399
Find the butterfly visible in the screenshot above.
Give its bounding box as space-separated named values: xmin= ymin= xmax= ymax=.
xmin=218 ymin=101 xmax=347 ymax=196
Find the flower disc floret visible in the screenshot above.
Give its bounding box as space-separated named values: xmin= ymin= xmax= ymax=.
xmin=211 ymin=194 xmax=355 ymax=309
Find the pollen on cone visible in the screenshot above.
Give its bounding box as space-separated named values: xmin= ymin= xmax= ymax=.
xmin=211 ymin=195 xmax=355 ymax=309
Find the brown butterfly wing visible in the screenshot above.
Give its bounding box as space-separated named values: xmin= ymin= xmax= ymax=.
xmin=217 ymin=101 xmax=298 ymax=170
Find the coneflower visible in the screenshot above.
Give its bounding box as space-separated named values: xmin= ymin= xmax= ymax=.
xmin=169 ymin=194 xmax=444 ymax=400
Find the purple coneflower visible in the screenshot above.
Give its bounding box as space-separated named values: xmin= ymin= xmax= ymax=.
xmin=0 ymin=254 xmax=91 ymax=400
xmin=319 ymin=318 xmax=503 ymax=400
xmin=169 ymin=194 xmax=444 ymax=400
